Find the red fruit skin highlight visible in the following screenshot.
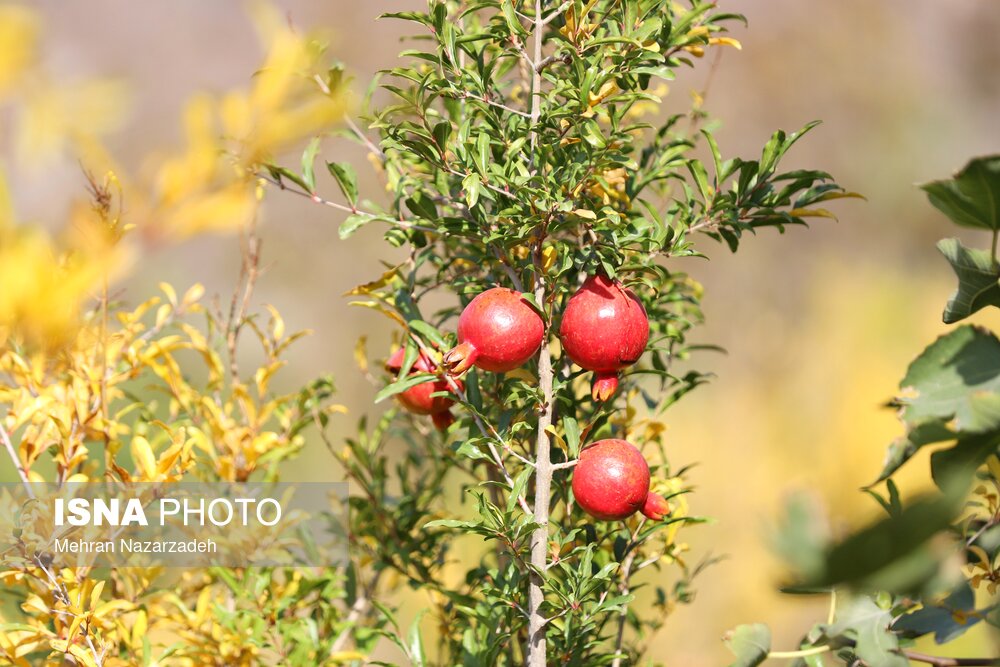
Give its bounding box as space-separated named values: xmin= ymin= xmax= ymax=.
xmin=559 ymin=274 xmax=649 ymax=401
xmin=572 ymin=439 xmax=650 ymax=521
xmin=386 ymin=348 xmax=461 ymax=429
xmin=641 ymin=492 xmax=671 ymax=521
xmin=444 ymin=288 xmax=545 ymax=374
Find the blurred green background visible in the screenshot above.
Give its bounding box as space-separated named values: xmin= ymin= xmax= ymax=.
xmin=8 ymin=1 xmax=1000 ymax=663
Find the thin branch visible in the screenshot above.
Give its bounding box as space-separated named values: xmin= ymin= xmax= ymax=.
xmin=541 ymin=1 xmax=570 ymax=26
xmin=610 ymin=519 xmax=646 ymax=667
xmin=257 ymin=172 xmax=439 ymax=234
xmin=450 ymin=90 xmax=531 ymax=118
xmin=902 ymin=651 xmax=1000 ymax=667
xmin=345 ymin=116 xmax=386 ymax=160
xmin=0 ymin=421 xmax=33 ymax=499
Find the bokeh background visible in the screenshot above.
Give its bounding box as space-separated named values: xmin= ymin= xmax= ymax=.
xmin=6 ymin=0 xmax=1000 ymax=663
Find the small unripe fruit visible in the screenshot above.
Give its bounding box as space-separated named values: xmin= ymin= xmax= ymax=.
xmin=559 ymin=274 xmax=649 ymax=402
xmin=641 ymin=491 xmax=671 ymax=521
xmin=443 ymin=287 xmax=544 ymax=374
xmin=385 ymin=348 xmax=461 ymax=429
xmin=572 ymin=439 xmax=650 ymax=521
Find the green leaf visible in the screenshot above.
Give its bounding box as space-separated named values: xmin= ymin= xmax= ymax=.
xmin=875 ymin=417 xmax=956 ymax=482
xmin=894 ymin=582 xmax=988 ymax=644
xmin=921 ymin=155 xmax=1000 ymax=230
xmin=327 ymin=161 xmax=359 ymax=207
xmin=929 ymin=431 xmax=1000 ymax=489
xmin=301 ymin=136 xmax=322 ymax=192
xmin=937 ymin=238 xmax=1000 ymax=323
xmin=408 ymin=610 xmax=427 ymax=666
xmin=265 ymin=164 xmax=311 ymax=193
xmin=724 ymin=623 xmax=770 ymax=667
xmin=408 ymin=319 xmax=448 ymax=348
xmin=463 ymin=172 xmax=481 ymax=209
xmin=826 ymin=598 xmax=908 ymax=667
xmin=374 ymin=372 xmax=436 ymax=404
xmin=563 ymin=417 xmax=581 ymax=458
xmin=896 ymin=325 xmax=1000 ymax=434
xmin=798 ymin=487 xmax=964 ymax=595
xmin=340 ymin=213 xmax=375 ymax=240
xmin=500 ymin=0 xmax=528 ymax=37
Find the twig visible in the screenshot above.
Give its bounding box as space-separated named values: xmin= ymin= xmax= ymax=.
xmin=610 ymin=519 xmax=646 ymax=667
xmin=451 ymin=90 xmax=531 ymax=118
xmin=0 ymin=421 xmax=34 ymax=498
xmin=345 ymin=116 xmax=386 ymax=160
xmin=257 ymin=172 xmax=439 ymax=234
xmin=901 ymin=651 xmax=1000 ymax=666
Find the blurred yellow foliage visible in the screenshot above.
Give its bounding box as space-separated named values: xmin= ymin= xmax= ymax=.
xmin=0 ymin=2 xmax=345 ymax=347
xmin=0 ymin=5 xmax=38 ymax=99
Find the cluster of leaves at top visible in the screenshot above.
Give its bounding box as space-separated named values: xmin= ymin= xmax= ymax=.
xmin=726 ymin=157 xmax=1000 ymax=666
xmin=264 ymin=0 xmax=849 ymax=664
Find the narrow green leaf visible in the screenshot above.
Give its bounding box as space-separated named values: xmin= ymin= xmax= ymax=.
xmin=301 ymin=136 xmax=322 ymax=192
xmin=374 ymin=372 xmax=435 ymax=404
xmin=327 ymin=161 xmax=359 ymax=207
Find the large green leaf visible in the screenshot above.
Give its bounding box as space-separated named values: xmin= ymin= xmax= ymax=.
xmin=896 ymin=325 xmax=1000 ymax=434
xmin=893 ymin=582 xmax=990 ymax=644
xmin=796 ymin=487 xmax=964 ymax=595
xmin=937 ymin=238 xmax=1000 ymax=323
xmin=921 ymin=155 xmax=1000 ymax=230
xmin=875 ymin=417 xmax=956 ymax=482
xmin=825 ymin=598 xmax=909 ymax=667
xmin=724 ymin=623 xmax=771 ymax=667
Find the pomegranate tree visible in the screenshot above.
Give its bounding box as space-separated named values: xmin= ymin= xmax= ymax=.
xmin=266 ymin=0 xmax=848 ymax=663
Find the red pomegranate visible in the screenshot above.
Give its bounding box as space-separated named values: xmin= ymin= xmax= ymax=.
xmin=443 ymin=287 xmax=544 ymax=374
xmin=385 ymin=347 xmax=462 ymax=430
xmin=572 ymin=439 xmax=650 ymax=521
xmin=559 ymin=274 xmax=649 ymax=401
xmin=641 ymin=491 xmax=671 ymax=521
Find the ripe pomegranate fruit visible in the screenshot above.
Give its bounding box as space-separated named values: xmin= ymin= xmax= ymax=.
xmin=385 ymin=347 xmax=462 ymax=430
xmin=572 ymin=439 xmax=650 ymax=521
xmin=559 ymin=274 xmax=649 ymax=402
xmin=443 ymin=287 xmax=544 ymax=374
xmin=641 ymin=491 xmax=671 ymax=521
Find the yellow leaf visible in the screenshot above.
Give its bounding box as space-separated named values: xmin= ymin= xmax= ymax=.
xmin=788 ymin=208 xmax=837 ymax=219
xmin=89 ymin=580 xmax=105 ymax=609
xmin=130 ymin=436 xmax=156 ymax=479
xmin=344 ymin=264 xmax=403 ymax=296
xmin=182 ymin=283 xmax=205 ymax=307
xmin=159 ymin=282 xmax=178 ymax=306
xmin=354 ymin=336 xmax=368 ymax=374
xmin=541 ymin=245 xmax=558 ymax=272
xmin=708 ymin=36 xmax=742 ymax=50
xmin=265 ymin=304 xmax=285 ymax=340
xmin=131 ymin=609 xmax=147 ymax=647
xmin=348 ymin=300 xmax=407 ymax=326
